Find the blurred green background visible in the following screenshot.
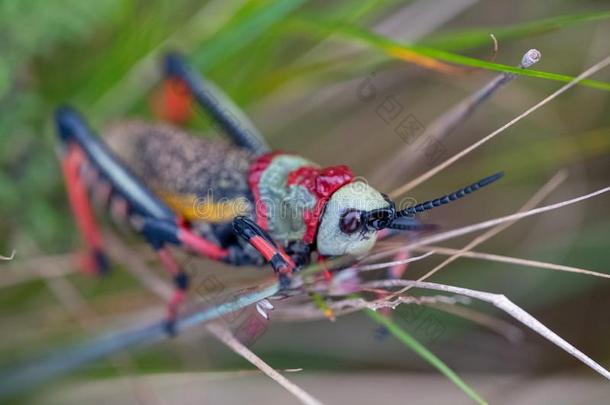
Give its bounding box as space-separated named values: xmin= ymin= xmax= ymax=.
xmin=1 ymin=0 xmax=610 ymax=403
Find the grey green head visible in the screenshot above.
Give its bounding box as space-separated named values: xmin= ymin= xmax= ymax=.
xmin=316 ymin=172 xmax=504 ymax=256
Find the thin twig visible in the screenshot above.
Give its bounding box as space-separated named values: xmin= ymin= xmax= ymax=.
xmin=0 ymin=250 xmax=15 ymax=261
xmin=397 ymin=171 xmax=566 ymax=293
xmin=105 ymin=232 xmax=322 ymax=405
xmin=368 ymin=184 xmax=610 ymax=264
xmin=390 ymin=54 xmax=610 ymax=197
xmin=207 ymin=323 xmax=324 ymax=405
xmin=277 ymin=292 xmax=524 ymax=344
xmin=363 ymin=279 xmax=610 ymax=381
xmin=411 ymin=245 xmax=610 ymax=279
xmin=0 ymin=253 xmax=75 ymax=289
xmin=0 ymin=281 xmax=278 ymax=400
xmin=30 ymin=245 xmax=159 ymax=405
xmin=352 ymin=251 xmax=435 ymax=272
xmin=377 ymin=49 xmax=541 ymax=186
xmin=426 ymin=302 xmax=525 ymax=343
xmin=273 ymin=294 xmax=468 ymax=322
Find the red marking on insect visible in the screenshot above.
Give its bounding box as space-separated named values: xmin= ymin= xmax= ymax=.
xmin=61 ymin=146 xmax=103 ymax=276
xmin=178 ymin=228 xmax=229 ymax=260
xmin=151 ymin=77 xmax=193 ymax=124
xmin=157 ymin=248 xmax=180 ymax=276
xmin=250 ymin=235 xmax=277 ymax=261
xmin=287 ymin=165 xmax=354 ymax=243
xmin=78 ymin=253 xmax=99 ymax=276
xmin=249 ymin=235 xmax=295 ymax=272
xmin=318 ymin=256 xmax=333 ymax=282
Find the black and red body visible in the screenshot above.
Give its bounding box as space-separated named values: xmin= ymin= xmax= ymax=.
xmin=56 ymin=110 xmax=326 ymax=269
xmin=55 ymin=52 xmax=502 ymax=332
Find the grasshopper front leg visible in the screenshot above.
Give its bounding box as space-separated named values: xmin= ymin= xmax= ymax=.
xmin=232 ymin=216 xmax=297 ymax=289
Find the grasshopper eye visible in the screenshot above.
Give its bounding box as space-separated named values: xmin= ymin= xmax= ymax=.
xmin=339 ymin=209 xmax=362 ymax=234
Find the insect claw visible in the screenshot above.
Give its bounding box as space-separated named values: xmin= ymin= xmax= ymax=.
xmin=94 ymin=249 xmax=110 ymax=275
xmin=259 ymin=298 xmax=274 ymax=310
xmin=163 ymin=319 xmax=177 ymax=336
xmin=256 ymin=302 xmax=270 ymax=319
xmin=79 ymin=248 xmax=110 ymax=276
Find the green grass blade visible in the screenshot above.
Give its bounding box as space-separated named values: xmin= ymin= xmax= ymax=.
xmin=339 ymin=24 xmax=610 ymax=91
xmin=292 ymin=19 xmax=610 ymax=91
xmin=85 ymin=0 xmax=306 ymax=120
xmin=223 ymin=0 xmax=384 ymax=105
xmin=366 ymin=309 xmax=488 ymax=405
xmin=191 ymin=0 xmax=307 ymax=71
xmin=422 ymin=11 xmax=610 ymax=51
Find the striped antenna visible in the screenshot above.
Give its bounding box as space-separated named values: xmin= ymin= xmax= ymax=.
xmin=395 ymin=172 xmax=504 ymax=218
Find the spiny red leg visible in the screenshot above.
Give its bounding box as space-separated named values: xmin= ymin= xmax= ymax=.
xmin=232 ymin=216 xmax=295 ymax=288
xmin=156 ymin=246 xmax=189 ymax=335
xmin=61 ymin=145 xmax=108 ymax=275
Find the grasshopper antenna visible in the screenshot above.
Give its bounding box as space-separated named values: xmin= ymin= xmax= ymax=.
xmin=395 ymin=172 xmax=504 ymax=218
xmin=361 ymin=172 xmax=504 ymax=231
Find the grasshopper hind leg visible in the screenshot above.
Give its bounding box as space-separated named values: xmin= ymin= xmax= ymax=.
xmin=60 ymin=143 xmax=110 ymax=276
xmin=154 ymin=245 xmax=189 ymax=336
xmin=159 ymin=52 xmax=271 ymax=156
